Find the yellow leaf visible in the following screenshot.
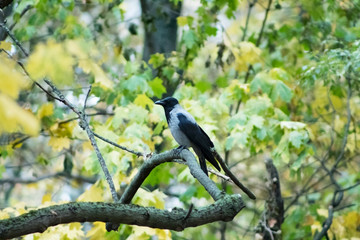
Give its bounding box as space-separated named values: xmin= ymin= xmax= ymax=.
xmin=48 ymin=136 xmax=70 ymax=151
xmin=77 ymin=183 xmax=104 ymax=202
xmin=134 ymin=94 xmax=153 ymax=110
xmin=0 ymin=94 xmax=40 ymax=135
xmin=37 ymin=102 xmax=54 ymax=119
xmin=343 ymin=211 xmax=360 ymax=232
xmin=92 ymin=63 xmax=113 ymax=89
xmin=317 ymin=208 xmax=328 ymax=218
xmin=42 ymin=193 xmax=52 ymax=204
xmin=0 ymin=41 xmax=11 ymax=51
xmin=128 ymin=226 xmax=156 ymax=240
xmin=65 ymin=39 xmax=88 ymax=59
xmin=0 ymin=54 xmax=29 ymax=98
xmin=329 ymin=95 xmax=343 ymax=110
xmin=0 ymin=210 xmax=10 ymax=220
xmin=82 ymin=141 xmax=93 ymax=150
xmin=27 ymin=40 xmax=74 ymax=86
xmin=177 ymin=16 xmax=188 ymax=26
xmin=233 ymin=41 xmax=261 ymax=72
xmin=50 ymin=121 xmax=76 ymax=138
xmin=66 ymin=222 xmax=85 ymax=239
xmin=78 ymin=60 xmax=113 ymax=89
xmin=86 ymin=222 xmax=107 ymax=240
xmin=155 ymin=229 xmax=172 ymax=240
xmin=14 ymin=202 xmax=27 ymax=215
xmin=133 ymin=189 xmax=166 ymax=209
xmin=311 ymin=220 xmax=322 ymax=235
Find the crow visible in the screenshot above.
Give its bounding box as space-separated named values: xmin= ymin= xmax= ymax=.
xmin=155 ymin=97 xmax=220 ymax=175
xmin=155 ymin=97 xmax=257 ymax=200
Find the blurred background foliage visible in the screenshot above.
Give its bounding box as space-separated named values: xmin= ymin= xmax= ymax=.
xmin=0 ymin=0 xmax=359 ymax=239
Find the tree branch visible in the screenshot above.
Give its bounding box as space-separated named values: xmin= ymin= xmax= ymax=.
xmin=106 ymin=149 xmax=227 ymax=231
xmin=120 ymin=149 xmax=224 ymax=205
xmin=93 ymin=132 xmax=143 ymax=157
xmin=0 ymin=194 xmax=245 ymax=239
xmin=0 ymin=172 xmax=97 ymax=185
xmin=43 ymin=79 xmax=119 ymax=202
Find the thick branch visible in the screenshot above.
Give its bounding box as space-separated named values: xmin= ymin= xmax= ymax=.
xmin=0 ymin=194 xmax=245 ymax=239
xmin=121 ymin=149 xmax=224 ymax=204
xmin=106 ymin=148 xmax=225 ymax=231
xmin=257 ymin=158 xmax=283 ymax=240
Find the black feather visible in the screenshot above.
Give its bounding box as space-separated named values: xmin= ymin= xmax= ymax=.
xmin=177 ymin=113 xmax=221 ymax=172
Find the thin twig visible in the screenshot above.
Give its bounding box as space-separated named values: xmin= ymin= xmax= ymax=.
xmin=45 ymin=79 xmax=120 ymax=202
xmin=184 ymin=204 xmax=194 ymax=220
xmin=208 ymin=168 xmax=231 ymax=182
xmin=332 ymin=75 xmax=352 ymax=170
xmin=241 ymin=0 xmax=257 ymax=41
xmin=256 ymin=0 xmax=272 ymax=46
xmin=93 ymin=132 xmax=143 ymax=157
xmin=0 ymin=172 xmax=97 ymax=184
xmin=58 ymin=111 xmax=114 ymax=124
xmin=9 ymin=5 xmax=32 ymax=30
xmin=83 ymin=85 xmax=92 ymax=112
xmin=235 ymin=0 xmax=273 ymax=114
xmin=0 ymin=22 xmax=28 ymax=56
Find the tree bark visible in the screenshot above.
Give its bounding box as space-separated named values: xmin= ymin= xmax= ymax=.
xmin=0 ymin=194 xmax=245 ymax=239
xmin=140 ymin=0 xmax=181 ymax=62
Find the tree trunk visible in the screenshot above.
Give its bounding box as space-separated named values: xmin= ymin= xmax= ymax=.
xmin=140 ymin=0 xmax=181 ymax=62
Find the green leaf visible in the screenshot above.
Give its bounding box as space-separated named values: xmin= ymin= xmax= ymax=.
xmin=124 ymin=123 xmax=151 ymax=139
xmin=124 ymin=61 xmax=140 ymax=75
xmin=249 ymin=115 xmax=264 ymax=129
xmin=183 ymin=30 xmax=198 ymax=49
xmin=227 ymin=113 xmax=247 ymax=130
xmin=272 ymin=81 xmax=292 ymax=103
xmin=162 ymin=66 xmax=175 ymax=79
xmin=289 ymin=130 xmax=308 ymax=148
xmin=291 ymin=149 xmax=307 ymax=171
xmin=122 ymin=75 xmax=148 ymax=92
xmin=225 ymin=131 xmax=248 ymax=150
xmin=204 ymin=25 xmax=217 ymax=36
xmin=149 ymin=53 xmax=165 ymax=68
xmin=250 ymin=72 xmax=273 ymax=94
xmin=244 ymin=96 xmax=272 ymax=115
xmin=195 ymin=80 xmax=211 ymax=93
xmin=0 ymin=164 xmax=5 ymax=178
xmin=216 ymin=76 xmax=228 ymax=88
xmin=280 ymin=121 xmax=306 ymax=130
xmin=256 ymin=127 xmax=267 ymax=140
xmin=149 ymin=77 xmax=166 ymax=98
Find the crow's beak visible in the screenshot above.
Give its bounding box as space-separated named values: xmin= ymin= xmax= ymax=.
xmin=155 ymin=100 xmax=163 ymax=105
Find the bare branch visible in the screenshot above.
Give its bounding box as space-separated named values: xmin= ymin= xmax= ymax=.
xmin=256 ymin=0 xmax=272 ymax=46
xmin=208 ymin=168 xmax=231 ymax=182
xmin=120 ymin=149 xmax=224 ymax=204
xmin=0 ymin=172 xmax=97 ymax=184
xmin=0 ymin=22 xmax=29 ymax=56
xmin=43 ymin=79 xmax=119 ymax=202
xmin=93 ymin=132 xmax=143 ymax=157
xmin=107 ymin=148 xmax=226 ymax=231
xmin=0 ymin=194 xmax=245 ymax=239
xmin=83 ymin=85 xmax=92 ymax=112
xmin=241 ymin=0 xmax=257 ymax=41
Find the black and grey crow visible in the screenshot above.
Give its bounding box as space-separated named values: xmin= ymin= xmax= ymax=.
xmin=155 ymin=97 xmax=221 ymax=175
xmin=155 ymin=97 xmax=257 ymax=200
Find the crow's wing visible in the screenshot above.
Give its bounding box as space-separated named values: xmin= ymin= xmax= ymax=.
xmin=177 ymin=113 xmax=221 ymax=171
